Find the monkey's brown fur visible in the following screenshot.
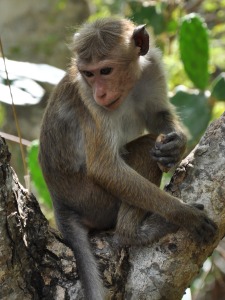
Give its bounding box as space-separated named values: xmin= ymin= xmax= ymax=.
xmin=39 ymin=17 xmax=217 ymax=300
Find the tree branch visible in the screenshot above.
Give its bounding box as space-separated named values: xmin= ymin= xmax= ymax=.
xmin=0 ymin=112 xmax=225 ymax=299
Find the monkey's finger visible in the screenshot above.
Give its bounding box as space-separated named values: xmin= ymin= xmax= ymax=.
xmin=204 ymin=217 xmax=218 ymax=231
xmin=155 ymin=132 xmax=178 ymax=147
xmin=194 ymin=217 xmax=218 ymax=243
xmin=155 ymin=140 xmax=183 ymax=152
xmin=194 ymin=227 xmax=214 ymax=244
xmin=190 ymin=203 xmax=204 ymax=211
xmin=152 ymin=148 xmax=180 ymax=157
xmin=160 ymin=143 xmax=182 ymax=153
xmin=151 ymin=153 xmax=178 ymax=166
xmin=162 ymin=132 xmax=180 ymax=143
xmin=155 ymin=132 xmax=185 ymax=151
xmin=194 ymin=227 xmax=210 ymax=243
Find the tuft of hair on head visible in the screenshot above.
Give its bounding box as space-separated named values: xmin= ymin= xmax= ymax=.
xmin=72 ymin=18 xmax=138 ymax=64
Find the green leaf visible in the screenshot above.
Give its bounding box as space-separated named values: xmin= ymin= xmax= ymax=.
xmin=27 ymin=140 xmax=52 ymax=208
xmin=179 ymin=13 xmax=209 ymax=90
xmin=211 ymin=73 xmax=225 ymax=101
xmin=170 ymin=88 xmax=212 ymax=146
xmin=129 ymin=2 xmax=165 ymax=35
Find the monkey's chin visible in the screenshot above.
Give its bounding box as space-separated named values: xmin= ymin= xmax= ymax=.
xmin=104 ymin=97 xmax=122 ymax=111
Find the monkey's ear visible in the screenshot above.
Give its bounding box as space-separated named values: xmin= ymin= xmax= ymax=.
xmin=132 ymin=25 xmax=149 ymax=56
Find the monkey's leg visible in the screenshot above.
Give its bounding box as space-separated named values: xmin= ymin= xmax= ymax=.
xmin=115 ymin=134 xmax=178 ymax=246
xmin=115 ymin=205 xmax=178 ymax=246
xmin=123 ymin=134 xmax=162 ymax=186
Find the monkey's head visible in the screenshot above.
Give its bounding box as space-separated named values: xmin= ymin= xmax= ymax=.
xmin=72 ymin=18 xmax=149 ymax=111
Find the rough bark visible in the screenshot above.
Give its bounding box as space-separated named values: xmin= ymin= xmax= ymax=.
xmin=0 ymin=113 xmax=225 ymax=300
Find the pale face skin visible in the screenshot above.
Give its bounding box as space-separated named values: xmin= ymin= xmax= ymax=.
xmin=78 ymin=60 xmax=138 ymax=111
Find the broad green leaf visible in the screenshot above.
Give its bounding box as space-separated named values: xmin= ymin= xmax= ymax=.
xmin=211 ymin=73 xmax=225 ymax=101
xmin=27 ymin=140 xmax=52 ymax=208
xmin=171 ymin=89 xmax=212 ymax=146
xmin=179 ymin=13 xmax=209 ymax=90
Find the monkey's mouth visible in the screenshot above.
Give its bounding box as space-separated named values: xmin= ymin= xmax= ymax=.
xmin=105 ymin=97 xmax=121 ymax=110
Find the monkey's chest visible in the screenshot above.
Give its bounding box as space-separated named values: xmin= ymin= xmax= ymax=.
xmin=120 ymin=113 xmax=146 ymax=145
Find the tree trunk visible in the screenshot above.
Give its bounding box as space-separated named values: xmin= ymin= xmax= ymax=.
xmin=1 ymin=113 xmax=225 ymax=300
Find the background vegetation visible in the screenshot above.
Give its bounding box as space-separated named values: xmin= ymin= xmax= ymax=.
xmin=1 ymin=0 xmax=225 ymax=299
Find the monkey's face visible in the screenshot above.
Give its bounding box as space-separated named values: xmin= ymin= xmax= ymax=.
xmin=78 ymin=60 xmax=138 ymax=111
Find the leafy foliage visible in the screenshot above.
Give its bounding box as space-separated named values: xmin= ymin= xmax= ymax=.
xmin=211 ymin=73 xmax=225 ymax=101
xmin=27 ymin=140 xmax=52 ymax=209
xmin=129 ymin=1 xmax=165 ymax=35
xmin=179 ymin=14 xmax=209 ymax=90
xmin=171 ymin=89 xmax=211 ymax=146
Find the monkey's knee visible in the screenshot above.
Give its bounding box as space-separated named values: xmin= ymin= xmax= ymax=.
xmin=115 ymin=203 xmax=146 ymax=244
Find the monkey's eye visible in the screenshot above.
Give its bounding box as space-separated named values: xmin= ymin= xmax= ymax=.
xmin=100 ymin=67 xmax=113 ymax=75
xmin=82 ymin=70 xmax=94 ymax=78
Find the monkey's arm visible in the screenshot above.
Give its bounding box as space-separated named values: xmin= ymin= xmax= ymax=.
xmin=144 ymin=78 xmax=187 ymax=171
xmin=84 ymin=126 xmax=216 ymax=244
xmin=144 ymin=51 xmax=187 ymax=170
xmin=151 ymin=110 xmax=187 ymax=171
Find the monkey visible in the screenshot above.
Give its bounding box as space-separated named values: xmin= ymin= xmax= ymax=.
xmin=38 ymin=18 xmax=217 ymax=300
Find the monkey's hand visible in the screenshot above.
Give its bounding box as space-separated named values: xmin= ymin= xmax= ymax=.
xmin=152 ymin=132 xmax=187 ymax=172
xmin=174 ymin=203 xmax=218 ymax=244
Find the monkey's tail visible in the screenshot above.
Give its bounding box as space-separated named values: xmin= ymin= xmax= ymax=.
xmin=56 ymin=213 xmax=105 ymax=300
